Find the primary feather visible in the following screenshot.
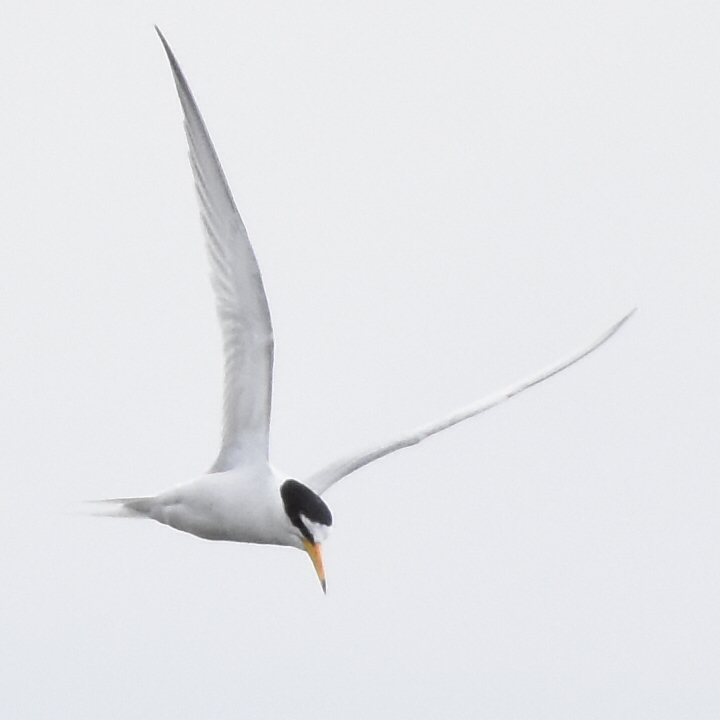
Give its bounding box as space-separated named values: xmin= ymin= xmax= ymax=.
xmin=304 ymin=309 xmax=635 ymax=495
xmin=156 ymin=29 xmax=274 ymax=472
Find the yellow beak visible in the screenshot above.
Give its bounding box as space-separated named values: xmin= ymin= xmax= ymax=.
xmin=301 ymin=538 xmax=327 ymax=594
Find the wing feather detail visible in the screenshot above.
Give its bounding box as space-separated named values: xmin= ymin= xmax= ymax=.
xmin=156 ymin=28 xmax=274 ymax=471
xmin=305 ymin=310 xmax=635 ymax=495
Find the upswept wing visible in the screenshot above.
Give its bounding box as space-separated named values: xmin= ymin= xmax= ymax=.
xmin=305 ymin=310 xmax=634 ymax=496
xmin=157 ymin=29 xmax=274 ymax=471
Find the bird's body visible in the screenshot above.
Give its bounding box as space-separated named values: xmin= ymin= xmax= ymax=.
xmin=98 ymin=28 xmax=633 ymax=591
xmin=125 ymin=464 xmax=293 ymax=546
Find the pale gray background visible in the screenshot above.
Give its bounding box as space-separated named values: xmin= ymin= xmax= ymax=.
xmin=1 ymin=1 xmax=717 ymax=718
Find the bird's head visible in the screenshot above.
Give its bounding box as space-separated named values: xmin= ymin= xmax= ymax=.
xmin=280 ymin=479 xmax=333 ymax=593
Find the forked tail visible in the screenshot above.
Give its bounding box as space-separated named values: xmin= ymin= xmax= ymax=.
xmin=86 ymin=497 xmax=155 ymax=518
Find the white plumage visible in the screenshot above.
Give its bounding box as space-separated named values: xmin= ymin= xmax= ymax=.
xmin=100 ymin=28 xmax=634 ymax=592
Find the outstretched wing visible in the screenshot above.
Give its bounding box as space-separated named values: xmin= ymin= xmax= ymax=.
xmin=305 ymin=310 xmax=634 ymax=495
xmin=157 ymin=28 xmax=274 ymax=471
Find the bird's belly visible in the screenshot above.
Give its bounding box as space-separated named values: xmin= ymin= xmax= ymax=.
xmin=150 ymin=476 xmax=291 ymax=546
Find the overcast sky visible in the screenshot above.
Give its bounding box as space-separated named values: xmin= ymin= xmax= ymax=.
xmin=1 ymin=1 xmax=717 ymax=718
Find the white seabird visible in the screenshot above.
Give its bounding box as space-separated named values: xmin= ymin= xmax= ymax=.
xmin=100 ymin=28 xmax=634 ymax=593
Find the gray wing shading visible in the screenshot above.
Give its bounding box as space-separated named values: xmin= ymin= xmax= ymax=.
xmin=156 ymin=28 xmax=274 ymax=471
xmin=305 ymin=310 xmax=635 ymax=495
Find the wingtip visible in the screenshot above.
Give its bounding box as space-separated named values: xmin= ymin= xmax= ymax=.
xmin=617 ymin=306 xmax=638 ymax=329
xmin=596 ymin=307 xmax=636 ymax=347
xmin=153 ymin=25 xmax=192 ymax=98
xmin=154 ymin=25 xmax=172 ymax=55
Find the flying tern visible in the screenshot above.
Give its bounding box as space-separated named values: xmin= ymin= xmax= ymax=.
xmin=101 ymin=28 xmax=634 ymax=592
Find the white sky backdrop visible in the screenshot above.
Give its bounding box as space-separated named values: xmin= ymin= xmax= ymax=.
xmin=0 ymin=1 xmax=717 ymax=718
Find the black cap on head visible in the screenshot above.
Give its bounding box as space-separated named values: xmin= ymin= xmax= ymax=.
xmin=280 ymin=479 xmax=332 ymax=543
